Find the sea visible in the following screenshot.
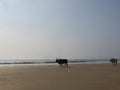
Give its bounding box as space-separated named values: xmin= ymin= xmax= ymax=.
xmin=0 ymin=59 xmax=119 ymax=67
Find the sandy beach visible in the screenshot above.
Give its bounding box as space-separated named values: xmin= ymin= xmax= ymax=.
xmin=0 ymin=64 xmax=120 ymax=90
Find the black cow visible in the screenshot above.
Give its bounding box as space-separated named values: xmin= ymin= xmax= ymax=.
xmin=56 ymin=58 xmax=68 ymax=68
xmin=110 ymin=58 xmax=117 ymax=66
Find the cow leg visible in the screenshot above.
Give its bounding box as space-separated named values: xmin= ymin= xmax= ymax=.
xmin=59 ymin=64 xmax=61 ymax=68
xmin=65 ymin=63 xmax=68 ymax=68
xmin=59 ymin=64 xmax=63 ymax=68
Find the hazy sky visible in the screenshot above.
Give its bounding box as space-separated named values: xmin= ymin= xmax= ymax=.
xmin=0 ymin=0 xmax=120 ymax=59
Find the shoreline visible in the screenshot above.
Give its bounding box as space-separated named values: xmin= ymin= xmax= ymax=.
xmin=0 ymin=62 xmax=110 ymax=68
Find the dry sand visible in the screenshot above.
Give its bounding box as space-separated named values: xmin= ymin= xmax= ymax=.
xmin=0 ymin=64 xmax=120 ymax=90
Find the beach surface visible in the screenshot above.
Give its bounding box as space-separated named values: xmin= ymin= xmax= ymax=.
xmin=0 ymin=64 xmax=120 ymax=90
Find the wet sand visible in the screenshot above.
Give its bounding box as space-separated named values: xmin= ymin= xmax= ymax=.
xmin=0 ymin=64 xmax=120 ymax=90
